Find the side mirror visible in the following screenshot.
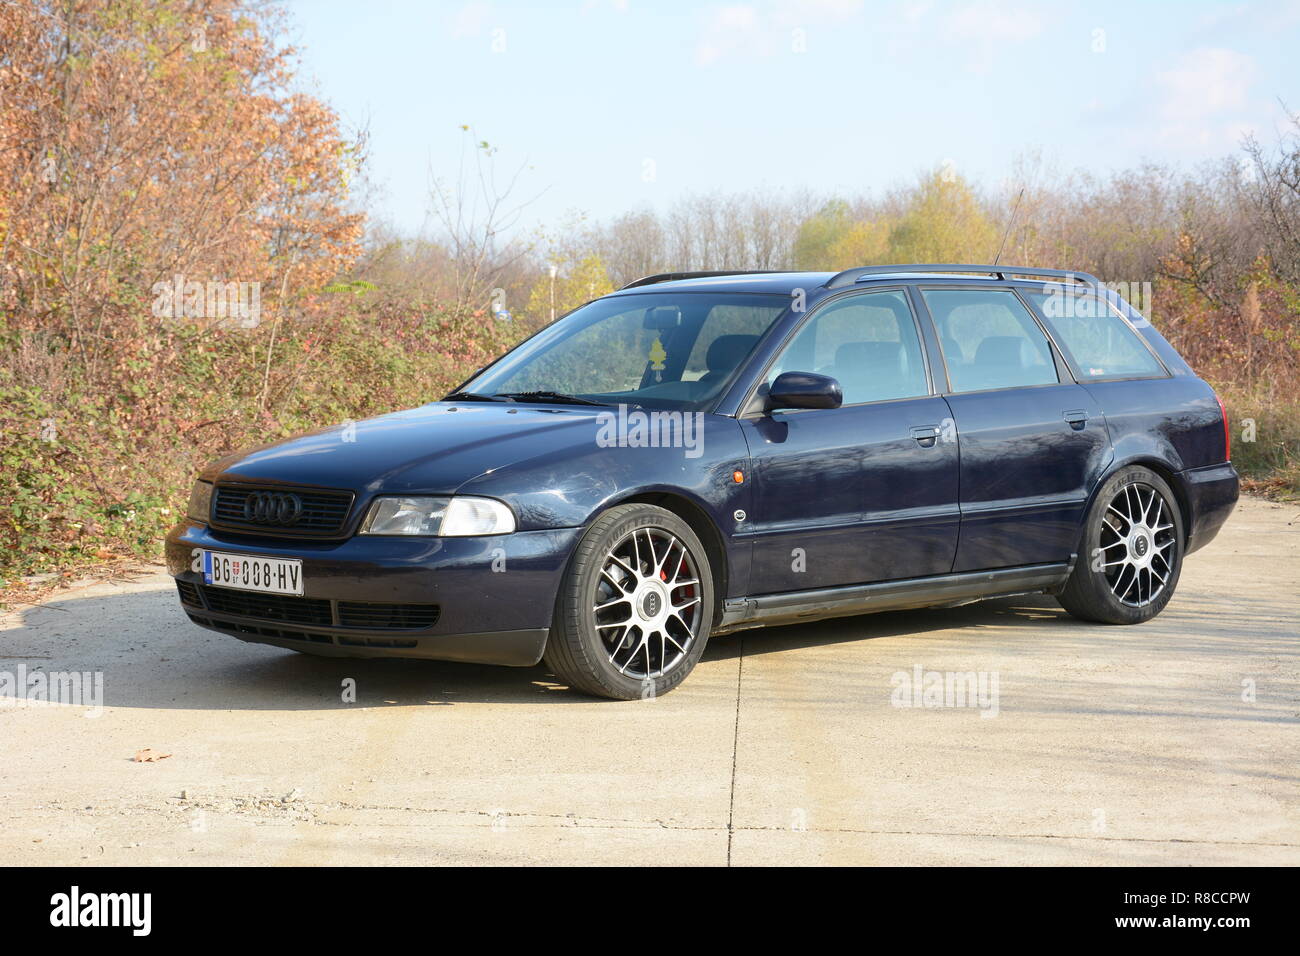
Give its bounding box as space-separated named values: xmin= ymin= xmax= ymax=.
xmin=768 ymin=371 xmax=843 ymax=411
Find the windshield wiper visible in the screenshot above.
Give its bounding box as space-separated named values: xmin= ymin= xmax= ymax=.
xmin=494 ymin=391 xmax=609 ymax=407
xmin=443 ymin=390 xmax=513 ymax=403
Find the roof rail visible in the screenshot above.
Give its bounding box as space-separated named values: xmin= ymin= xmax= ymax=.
xmin=824 ymin=264 xmax=1103 ymax=289
xmin=620 ymin=270 xmax=782 ymax=290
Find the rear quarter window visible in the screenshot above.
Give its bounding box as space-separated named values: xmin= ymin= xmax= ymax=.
xmin=1023 ymin=289 xmax=1165 ymax=380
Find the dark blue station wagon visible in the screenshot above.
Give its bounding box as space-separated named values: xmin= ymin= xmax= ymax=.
xmin=167 ymin=265 xmax=1239 ymax=699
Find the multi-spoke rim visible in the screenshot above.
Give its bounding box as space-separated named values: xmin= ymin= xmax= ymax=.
xmin=593 ymin=526 xmax=702 ymax=680
xmin=1097 ymin=482 xmax=1177 ymax=608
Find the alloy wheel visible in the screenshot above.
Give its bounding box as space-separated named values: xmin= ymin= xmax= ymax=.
xmin=592 ymin=527 xmax=703 ymax=679
xmin=1098 ymin=482 xmax=1177 ymax=608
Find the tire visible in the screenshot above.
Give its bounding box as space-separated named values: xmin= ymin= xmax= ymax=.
xmin=1057 ymin=466 xmax=1184 ymax=625
xmin=543 ymin=503 xmax=715 ymax=700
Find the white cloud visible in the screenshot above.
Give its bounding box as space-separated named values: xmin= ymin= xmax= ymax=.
xmin=1157 ymin=47 xmax=1256 ymax=118
xmin=1155 ymin=47 xmax=1259 ymax=149
xmin=696 ymin=4 xmax=762 ymax=66
xmin=452 ymin=1 xmax=492 ymax=38
xmin=900 ymin=0 xmax=934 ymax=25
xmin=939 ymin=0 xmax=1045 ymax=73
xmin=582 ymin=0 xmax=632 ymax=13
xmin=943 ymin=0 xmax=1043 ymax=44
xmin=694 ymin=0 xmax=864 ymax=66
xmin=1194 ymin=0 xmax=1300 ymax=31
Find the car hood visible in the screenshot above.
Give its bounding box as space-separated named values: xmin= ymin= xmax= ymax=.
xmin=203 ymin=402 xmax=611 ymax=494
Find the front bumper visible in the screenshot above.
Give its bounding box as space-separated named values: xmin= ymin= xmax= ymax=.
xmin=1180 ymin=461 xmax=1239 ymax=555
xmin=165 ymin=521 xmax=581 ymax=666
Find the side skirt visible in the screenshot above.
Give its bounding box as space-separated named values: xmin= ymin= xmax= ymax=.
xmin=716 ymin=562 xmax=1072 ymax=634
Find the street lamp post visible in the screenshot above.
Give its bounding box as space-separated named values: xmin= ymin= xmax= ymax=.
xmin=549 ymin=263 xmax=557 ymax=323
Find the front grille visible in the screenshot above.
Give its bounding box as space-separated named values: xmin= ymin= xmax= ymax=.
xmin=176 ymin=580 xmax=203 ymax=607
xmin=211 ymin=485 xmax=354 ymax=536
xmin=184 ymin=584 xmax=440 ymax=632
xmin=199 ymin=586 xmax=334 ymax=626
xmin=337 ymin=601 xmax=441 ymax=629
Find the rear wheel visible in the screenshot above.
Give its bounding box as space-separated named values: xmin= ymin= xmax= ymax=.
xmin=544 ymin=504 xmax=714 ymax=700
xmin=1057 ymin=466 xmax=1184 ymax=624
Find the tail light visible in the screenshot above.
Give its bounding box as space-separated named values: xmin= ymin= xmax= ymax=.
xmin=1214 ymin=392 xmax=1231 ymax=462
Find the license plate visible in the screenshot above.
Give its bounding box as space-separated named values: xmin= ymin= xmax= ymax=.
xmin=202 ymin=550 xmax=303 ymax=596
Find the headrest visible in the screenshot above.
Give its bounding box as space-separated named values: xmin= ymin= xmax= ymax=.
xmin=705 ymin=334 xmax=759 ymax=372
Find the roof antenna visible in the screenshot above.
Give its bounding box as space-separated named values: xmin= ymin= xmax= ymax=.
xmin=993 ymin=187 xmax=1025 ymax=267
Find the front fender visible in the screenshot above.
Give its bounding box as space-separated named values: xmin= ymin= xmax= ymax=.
xmin=455 ymin=414 xmax=751 ymax=533
xmin=457 ymin=414 xmax=753 ymax=597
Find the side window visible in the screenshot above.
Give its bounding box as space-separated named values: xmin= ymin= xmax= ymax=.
xmin=1022 ymin=290 xmax=1165 ymax=380
xmin=922 ymin=289 xmax=1059 ymax=392
xmin=767 ymin=290 xmax=929 ymax=405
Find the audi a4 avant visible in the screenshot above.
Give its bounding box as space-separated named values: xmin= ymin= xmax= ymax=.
xmin=168 ymin=264 xmax=1238 ymax=699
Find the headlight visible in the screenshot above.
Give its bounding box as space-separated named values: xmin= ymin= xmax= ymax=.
xmin=359 ymin=497 xmax=448 ymax=535
xmin=358 ymin=496 xmax=515 ymax=536
xmin=441 ymin=496 xmax=516 ymax=536
xmin=187 ymin=480 xmax=213 ymax=522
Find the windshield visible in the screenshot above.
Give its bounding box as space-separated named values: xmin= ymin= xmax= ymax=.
xmin=458 ymin=292 xmax=791 ymax=411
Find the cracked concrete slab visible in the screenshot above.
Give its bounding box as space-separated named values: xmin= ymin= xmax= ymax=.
xmin=1 ymin=497 xmax=1297 ymax=865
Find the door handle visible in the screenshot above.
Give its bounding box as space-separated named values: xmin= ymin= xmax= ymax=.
xmin=1063 ymin=409 xmax=1088 ymax=430
xmin=910 ymin=425 xmax=940 ymax=447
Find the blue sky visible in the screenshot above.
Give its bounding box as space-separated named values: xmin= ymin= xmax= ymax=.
xmin=285 ymin=0 xmax=1300 ymax=235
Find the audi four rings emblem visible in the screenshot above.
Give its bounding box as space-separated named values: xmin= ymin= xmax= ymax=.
xmin=243 ymin=490 xmax=303 ymax=525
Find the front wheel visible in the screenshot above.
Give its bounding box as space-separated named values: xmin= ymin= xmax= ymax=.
xmin=543 ymin=504 xmax=714 ymax=700
xmin=1057 ymin=466 xmax=1184 ymax=624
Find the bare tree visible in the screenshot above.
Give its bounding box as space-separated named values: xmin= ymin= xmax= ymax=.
xmin=428 ymin=128 xmax=545 ymax=311
xmin=1242 ymin=109 xmax=1300 ymax=285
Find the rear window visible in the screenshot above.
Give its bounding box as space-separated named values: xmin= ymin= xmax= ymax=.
xmin=1022 ymin=290 xmax=1165 ymax=380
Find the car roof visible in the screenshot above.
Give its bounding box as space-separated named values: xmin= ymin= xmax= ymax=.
xmin=607 ymin=266 xmax=1099 ymax=298
xmin=606 ymin=272 xmax=834 ymax=296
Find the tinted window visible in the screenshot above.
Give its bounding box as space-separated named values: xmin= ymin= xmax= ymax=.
xmin=923 ymin=288 xmax=1058 ymax=392
xmin=767 ymin=290 xmax=929 ymax=405
xmin=1022 ymin=290 xmax=1164 ymax=380
xmin=467 ymin=293 xmax=789 ymax=411
xmin=683 ymin=303 xmax=788 ymax=382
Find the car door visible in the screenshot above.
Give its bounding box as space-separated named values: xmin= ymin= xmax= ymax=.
xmin=917 ymin=285 xmax=1112 ymax=572
xmin=740 ymin=288 xmax=961 ymax=594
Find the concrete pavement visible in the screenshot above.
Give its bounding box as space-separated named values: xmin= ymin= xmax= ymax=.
xmin=2 ymin=497 xmax=1297 ymax=865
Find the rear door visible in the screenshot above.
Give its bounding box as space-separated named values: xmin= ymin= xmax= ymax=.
xmin=741 ymin=288 xmax=960 ymax=593
xmin=917 ymin=285 xmax=1112 ymax=572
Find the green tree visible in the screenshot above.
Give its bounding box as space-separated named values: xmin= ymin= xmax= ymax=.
xmin=827 ymin=219 xmax=892 ymax=269
xmin=792 ymin=200 xmax=854 ymax=269
xmin=888 ymin=170 xmax=999 ymax=263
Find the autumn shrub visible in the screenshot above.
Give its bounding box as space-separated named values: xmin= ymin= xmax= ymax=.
xmin=1 ymin=0 xmax=365 ymax=584
xmin=1217 ymin=385 xmax=1300 ymax=495
xmin=0 ymin=292 xmax=524 ymax=582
